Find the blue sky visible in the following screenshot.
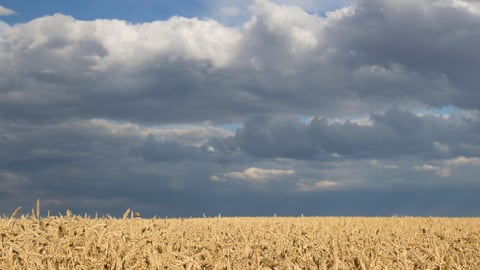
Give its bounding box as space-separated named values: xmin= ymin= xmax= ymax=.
xmin=0 ymin=0 xmax=479 ymax=217
xmin=1 ymin=0 xmax=207 ymax=24
xmin=1 ymin=0 xmax=348 ymax=25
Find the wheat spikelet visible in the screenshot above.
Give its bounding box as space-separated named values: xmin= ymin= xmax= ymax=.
xmin=7 ymin=206 xmax=22 ymax=227
xmin=122 ymin=208 xmax=131 ymax=220
xmin=35 ymin=199 xmax=40 ymax=220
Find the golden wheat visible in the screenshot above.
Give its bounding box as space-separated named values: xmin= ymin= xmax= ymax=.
xmin=0 ymin=212 xmax=479 ymax=269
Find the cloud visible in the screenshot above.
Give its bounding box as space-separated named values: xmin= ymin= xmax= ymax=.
xmin=209 ymin=0 xmax=348 ymax=24
xmin=445 ymin=156 xmax=480 ymax=166
xmin=297 ymin=180 xmax=338 ymax=191
xmin=0 ymin=118 xmax=235 ymax=199
xmin=442 ymin=0 xmax=480 ymax=15
xmin=234 ymin=116 xmax=317 ymax=158
xmin=86 ymin=119 xmax=232 ymax=145
xmin=414 ymin=164 xmax=451 ymax=177
xmin=233 ymin=109 xmax=480 ymax=160
xmin=0 ymin=5 xmax=15 ymax=16
xmin=211 ymin=167 xmax=295 ymax=182
xmin=433 ymin=142 xmax=450 ymax=154
xmin=370 ymin=160 xmax=399 ymax=169
xmin=2 ymin=0 xmax=480 ymax=126
xmin=411 ymin=156 xmax=480 ymax=179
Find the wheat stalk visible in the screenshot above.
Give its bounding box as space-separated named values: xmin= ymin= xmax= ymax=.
xmin=122 ymin=209 xmax=131 ymax=220
xmin=35 ymin=199 xmax=41 ymax=220
xmin=7 ymin=206 xmax=22 ymax=227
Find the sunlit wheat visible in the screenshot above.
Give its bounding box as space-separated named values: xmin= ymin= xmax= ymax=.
xmin=0 ymin=207 xmax=478 ymax=269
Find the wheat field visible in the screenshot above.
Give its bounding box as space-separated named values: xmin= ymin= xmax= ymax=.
xmin=0 ymin=207 xmax=479 ymax=269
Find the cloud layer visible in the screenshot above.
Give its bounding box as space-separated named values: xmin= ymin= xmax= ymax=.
xmin=0 ymin=0 xmax=479 ymax=216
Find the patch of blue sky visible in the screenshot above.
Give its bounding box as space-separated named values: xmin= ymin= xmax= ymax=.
xmin=298 ymin=114 xmax=373 ymax=126
xmin=298 ymin=115 xmax=313 ymax=125
xmin=216 ymin=122 xmax=243 ymax=133
xmin=325 ymin=106 xmax=462 ymax=125
xmin=105 ymin=118 xmax=238 ymax=135
xmin=301 ymin=0 xmax=352 ymax=17
xmin=1 ymin=0 xmax=353 ymax=26
xmin=0 ymin=0 xmax=208 ymax=24
xmin=431 ymin=105 xmax=461 ymax=115
xmin=416 ymin=105 xmax=461 ymax=117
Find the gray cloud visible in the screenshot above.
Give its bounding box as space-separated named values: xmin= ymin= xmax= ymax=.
xmin=327 ymin=0 xmax=480 ymax=109
xmin=1 ymin=0 xmax=480 ymax=216
xmin=233 ymin=109 xmax=480 ymax=160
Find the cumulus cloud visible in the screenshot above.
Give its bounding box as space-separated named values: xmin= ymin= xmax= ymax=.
xmin=0 ymin=5 xmax=15 ymax=16
xmin=211 ymin=167 xmax=295 ymax=182
xmin=2 ymin=0 xmax=480 ymax=125
xmin=0 ymin=14 xmax=244 ymax=124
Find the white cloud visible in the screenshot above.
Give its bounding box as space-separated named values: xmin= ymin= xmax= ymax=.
xmin=211 ymin=167 xmax=295 ymax=182
xmin=6 ymin=14 xmax=241 ymax=70
xmin=0 ymin=5 xmax=15 ymax=16
xmin=248 ymin=0 xmax=321 ymax=53
xmin=209 ymin=0 xmax=351 ymax=26
xmin=297 ymin=180 xmax=337 ymax=191
xmin=98 ymin=16 xmax=241 ymax=69
xmin=414 ymin=164 xmax=451 ymax=177
xmin=325 ymin=5 xmax=356 ymax=21
xmin=439 ymin=0 xmax=480 ymax=15
xmin=82 ymin=119 xmax=232 ymax=145
xmin=411 ymin=156 xmax=480 ymax=179
xmin=327 ymin=116 xmax=373 ymax=126
xmin=445 ymin=156 xmax=480 ymax=166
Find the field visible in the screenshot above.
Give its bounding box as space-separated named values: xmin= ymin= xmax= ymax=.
xmin=0 ymin=208 xmax=479 ymax=269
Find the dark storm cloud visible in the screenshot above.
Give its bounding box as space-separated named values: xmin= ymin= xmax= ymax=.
xmin=0 ymin=119 xmax=235 ymax=214
xmin=1 ymin=0 xmax=480 ymax=216
xmin=328 ymin=1 xmax=480 ymax=110
xmin=133 ymin=136 xmax=203 ymax=162
xmin=234 ymin=116 xmax=317 ymax=158
xmin=234 ymin=109 xmax=480 ymax=160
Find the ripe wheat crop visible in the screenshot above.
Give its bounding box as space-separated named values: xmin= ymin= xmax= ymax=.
xmin=0 ymin=208 xmax=479 ymax=269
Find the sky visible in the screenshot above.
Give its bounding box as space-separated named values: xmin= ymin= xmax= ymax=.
xmin=0 ymin=0 xmax=479 ymax=217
